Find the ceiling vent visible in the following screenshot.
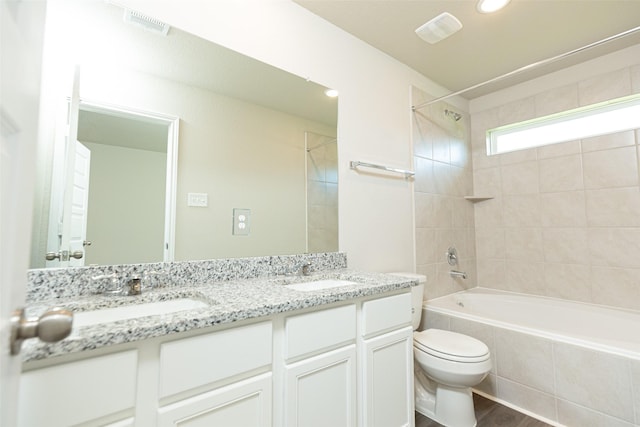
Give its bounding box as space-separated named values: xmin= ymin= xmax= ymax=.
xmin=415 ymin=12 xmax=463 ymax=44
xmin=123 ymin=9 xmax=171 ymax=36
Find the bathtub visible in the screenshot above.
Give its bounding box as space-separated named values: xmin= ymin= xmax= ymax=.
xmin=423 ymin=288 xmax=640 ymax=426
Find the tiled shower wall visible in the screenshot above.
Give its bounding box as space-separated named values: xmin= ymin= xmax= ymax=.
xmin=306 ymin=132 xmax=339 ymax=253
xmin=472 ymin=64 xmax=640 ymax=311
xmin=412 ymin=87 xmax=476 ymax=300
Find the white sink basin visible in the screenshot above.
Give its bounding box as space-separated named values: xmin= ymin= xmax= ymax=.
xmin=285 ymin=279 xmax=359 ymax=292
xmin=73 ymin=298 xmax=209 ymax=328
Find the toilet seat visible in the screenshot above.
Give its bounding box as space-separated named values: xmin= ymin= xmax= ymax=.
xmin=414 ymin=329 xmax=489 ymax=363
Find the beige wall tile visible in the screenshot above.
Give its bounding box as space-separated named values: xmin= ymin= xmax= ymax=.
xmin=498 ymin=96 xmax=536 ymax=126
xmin=495 ymin=329 xmax=554 ymax=393
xmin=557 ymin=399 xmax=635 ymax=427
xmin=578 ymin=68 xmax=632 ymax=106
xmin=475 ymin=227 xmax=505 ymax=259
xmin=474 ymin=197 xmax=504 ymax=228
xmin=414 ymin=193 xmax=432 ymax=228
xmin=502 ymin=194 xmax=540 ymax=227
xmin=414 ymin=157 xmax=436 ymax=194
xmin=413 ymin=113 xmax=433 ymax=160
xmin=554 ymin=342 xmax=635 ymax=422
xmin=581 ymin=130 xmax=635 ymax=152
xmin=588 ymin=228 xmax=640 ymax=269
xmin=586 ymin=187 xmax=640 ymax=227
xmin=631 ymin=359 xmax=640 ymax=425
xmin=539 ymin=154 xmax=583 ymax=193
xmin=632 ymin=64 xmax=640 ymax=94
xmin=505 ymin=261 xmax=545 ymax=294
xmin=543 ymin=263 xmax=592 ymax=302
xmin=476 ymin=258 xmax=506 ymax=289
xmin=505 ymin=228 xmax=543 ymax=262
xmin=415 ymin=227 xmax=436 ymax=266
xmin=537 ymin=140 xmax=581 ymax=159
xmin=501 ymin=161 xmax=539 ymax=195
xmin=473 ymin=167 xmax=501 ymax=195
xmin=591 ymin=266 xmax=640 ymax=311
xmin=540 ymin=191 xmax=587 ymax=227
xmin=535 ymin=83 xmax=579 ymax=117
xmin=496 ymin=378 xmax=558 ymax=423
xmin=431 ymin=122 xmax=451 ymax=163
xmin=542 ymin=228 xmax=589 ymax=265
xmin=499 ymin=147 xmax=537 ymax=166
xmin=583 ymin=146 xmax=638 ymax=189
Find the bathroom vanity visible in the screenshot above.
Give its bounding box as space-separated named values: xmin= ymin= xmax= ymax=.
xmin=19 ymin=255 xmax=417 ymax=427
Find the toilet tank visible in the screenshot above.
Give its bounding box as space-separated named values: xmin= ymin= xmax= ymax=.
xmin=389 ymin=273 xmax=426 ymax=330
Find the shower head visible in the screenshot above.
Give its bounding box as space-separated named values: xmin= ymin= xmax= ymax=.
xmin=445 ymin=109 xmax=462 ymax=122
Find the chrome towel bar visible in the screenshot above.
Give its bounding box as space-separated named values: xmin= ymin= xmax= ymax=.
xmin=349 ymin=160 xmax=415 ymax=179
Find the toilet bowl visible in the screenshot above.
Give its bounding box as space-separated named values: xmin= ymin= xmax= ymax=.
xmin=390 ymin=273 xmax=492 ymax=427
xmin=413 ymin=329 xmax=491 ymax=427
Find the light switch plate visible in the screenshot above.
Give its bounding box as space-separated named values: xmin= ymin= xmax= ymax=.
xmin=233 ymin=208 xmax=250 ymax=235
xmin=187 ymin=193 xmax=208 ymax=207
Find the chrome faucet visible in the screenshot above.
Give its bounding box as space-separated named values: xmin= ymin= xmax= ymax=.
xmin=300 ymin=262 xmax=312 ymax=276
xmin=126 ymin=276 xmax=142 ymax=295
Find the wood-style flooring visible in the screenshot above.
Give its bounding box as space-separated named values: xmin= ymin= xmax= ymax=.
xmin=415 ymin=393 xmax=553 ymax=427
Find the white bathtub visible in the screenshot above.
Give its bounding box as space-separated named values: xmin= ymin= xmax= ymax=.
xmin=425 ymin=288 xmax=640 ymax=360
xmin=423 ymin=288 xmax=640 ymax=426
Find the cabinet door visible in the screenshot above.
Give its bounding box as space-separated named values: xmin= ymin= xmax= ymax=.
xmin=18 ymin=350 xmax=137 ymax=427
xmin=157 ymin=373 xmax=272 ymax=427
xmin=284 ymin=345 xmax=357 ymax=427
xmin=361 ymin=327 xmax=414 ymax=427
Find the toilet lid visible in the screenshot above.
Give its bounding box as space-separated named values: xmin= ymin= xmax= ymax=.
xmin=414 ymin=329 xmax=490 ymax=363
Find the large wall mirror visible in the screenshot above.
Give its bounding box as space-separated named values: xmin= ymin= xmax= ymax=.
xmin=30 ymin=0 xmax=338 ymax=269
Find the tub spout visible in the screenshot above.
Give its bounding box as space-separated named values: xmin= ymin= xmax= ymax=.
xmin=450 ymin=270 xmax=467 ymax=279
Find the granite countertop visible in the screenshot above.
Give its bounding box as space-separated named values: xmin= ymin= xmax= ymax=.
xmin=22 ymin=269 xmax=416 ymax=362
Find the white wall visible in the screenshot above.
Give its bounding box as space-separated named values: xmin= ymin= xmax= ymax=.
xmin=117 ymin=0 xmax=461 ymax=272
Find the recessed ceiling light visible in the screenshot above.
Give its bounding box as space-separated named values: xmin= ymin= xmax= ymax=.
xmin=476 ymin=0 xmax=511 ymax=14
xmin=324 ymin=89 xmax=339 ymax=98
xmin=415 ymin=12 xmax=463 ymax=44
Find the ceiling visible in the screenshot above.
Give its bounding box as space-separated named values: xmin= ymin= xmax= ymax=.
xmin=293 ymin=0 xmax=640 ymax=100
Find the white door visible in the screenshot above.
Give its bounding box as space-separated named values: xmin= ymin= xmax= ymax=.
xmin=69 ymin=141 xmax=90 ymax=266
xmin=0 ymin=0 xmax=47 ymax=425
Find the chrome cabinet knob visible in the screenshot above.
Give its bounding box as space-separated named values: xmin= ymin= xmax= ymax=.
xmin=10 ymin=307 xmax=74 ymax=355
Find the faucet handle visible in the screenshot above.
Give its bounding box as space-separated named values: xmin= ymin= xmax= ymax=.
xmin=301 ymin=262 xmax=312 ymax=276
xmin=91 ymin=273 xmax=122 ymax=295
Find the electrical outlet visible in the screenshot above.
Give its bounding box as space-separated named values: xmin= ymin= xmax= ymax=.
xmin=233 ymin=208 xmax=251 ymax=235
xmin=187 ymin=193 xmax=208 ymax=207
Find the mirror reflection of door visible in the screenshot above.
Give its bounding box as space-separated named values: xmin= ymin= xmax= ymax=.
xmin=75 ymin=103 xmax=173 ymax=265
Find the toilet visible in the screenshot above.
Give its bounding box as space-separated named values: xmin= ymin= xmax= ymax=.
xmin=392 ymin=273 xmax=492 ymax=427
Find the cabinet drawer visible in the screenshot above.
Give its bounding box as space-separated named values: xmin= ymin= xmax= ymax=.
xmin=18 ymin=350 xmax=137 ymax=427
xmin=285 ymin=304 xmax=356 ymax=361
xmin=159 ymin=321 xmax=272 ymax=398
xmin=361 ymin=292 xmax=411 ymax=337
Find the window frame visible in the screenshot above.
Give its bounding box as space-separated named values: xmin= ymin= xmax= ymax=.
xmin=486 ymin=93 xmax=640 ymax=155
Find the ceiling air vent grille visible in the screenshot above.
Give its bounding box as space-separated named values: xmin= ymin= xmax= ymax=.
xmin=123 ymin=9 xmax=170 ymax=36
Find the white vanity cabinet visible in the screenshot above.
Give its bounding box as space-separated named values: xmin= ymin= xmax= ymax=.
xmin=17 ymin=350 xmax=138 ymax=427
xmin=360 ymin=293 xmax=414 ymax=427
xmin=156 ymin=321 xmax=273 ymax=427
xmin=282 ymin=304 xmax=357 ymax=427
xmin=19 ymin=288 xmax=415 ymax=427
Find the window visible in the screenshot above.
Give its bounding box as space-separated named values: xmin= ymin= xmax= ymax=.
xmin=487 ymin=93 xmax=640 ymax=155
